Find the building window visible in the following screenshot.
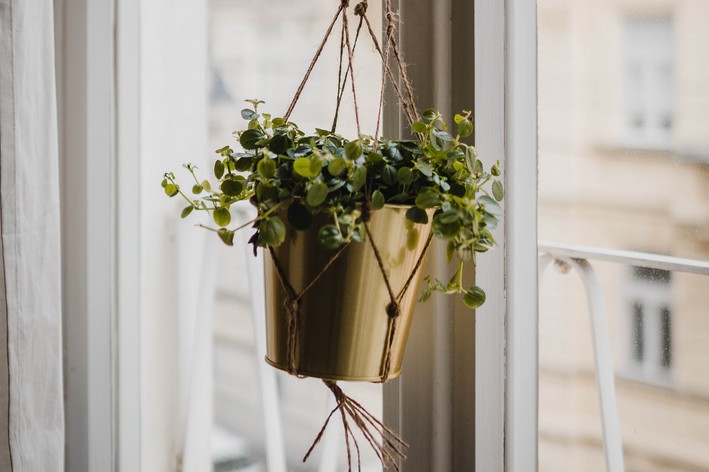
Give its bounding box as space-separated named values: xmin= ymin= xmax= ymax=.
xmin=625 ymin=266 xmax=673 ymax=385
xmin=623 ymin=18 xmax=674 ymax=148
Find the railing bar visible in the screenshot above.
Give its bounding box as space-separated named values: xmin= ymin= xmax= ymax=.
xmin=539 ymin=241 xmax=709 ymax=276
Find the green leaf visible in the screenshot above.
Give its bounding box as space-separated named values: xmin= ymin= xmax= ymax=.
xmin=371 ymin=190 xmax=385 ymax=210
xmin=306 ymin=182 xmax=329 ymax=206
xmin=257 ymin=158 xmax=277 ymax=178
xmin=422 ymin=108 xmax=437 ymax=121
xmin=351 ymin=165 xmax=366 ymax=192
xmin=328 ymin=157 xmax=347 ymax=176
xmin=164 ymin=183 xmax=178 ymax=197
xmin=235 ymin=157 xmax=252 ymax=172
xmin=479 ymin=196 xmax=503 ymax=216
xmin=241 ymin=109 xmax=259 ymax=121
xmin=240 ymin=129 xmax=263 ymax=150
xmin=382 ymin=165 xmax=397 ymax=185
xmin=192 ymin=184 xmax=203 ymax=194
xmin=492 ymin=180 xmax=504 ymax=202
xmin=396 ymin=167 xmax=414 ymax=185
xmin=464 ymin=146 xmax=476 ymax=174
xmin=406 ymin=207 xmax=429 ymax=224
xmin=457 ymin=118 xmax=473 ymax=138
xmin=293 ymin=157 xmax=322 ymax=179
xmin=268 ymin=134 xmax=289 ymax=155
xmin=213 ymin=208 xmax=231 ymax=227
xmin=318 ymin=224 xmax=343 ymax=249
xmin=415 ymin=189 xmax=440 ymax=209
xmin=454 ymin=113 xmax=465 ymax=125
xmin=463 ymin=286 xmax=486 ymax=309
xmin=180 ymin=206 xmax=194 ymax=219
xmin=259 ymin=216 xmax=286 ymax=246
xmin=344 ymin=140 xmax=363 ymax=160
xmin=293 ymin=158 xmax=313 ymax=178
xmin=217 ymin=228 xmax=235 ymax=246
xmin=287 ymin=202 xmax=313 ymax=230
xmin=220 ymin=179 xmax=243 ymax=196
xmin=201 ymin=180 xmax=211 ymax=191
xmin=161 ymin=178 xmax=168 ymax=188
xmin=412 ymin=121 xmax=428 ymax=133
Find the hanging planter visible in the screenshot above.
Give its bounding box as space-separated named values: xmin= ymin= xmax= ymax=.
xmin=265 ymin=203 xmax=435 ymax=382
xmin=162 ymin=0 xmax=503 ymax=469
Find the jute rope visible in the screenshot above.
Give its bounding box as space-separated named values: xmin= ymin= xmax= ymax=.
xmin=273 ymin=1 xmax=430 ymax=469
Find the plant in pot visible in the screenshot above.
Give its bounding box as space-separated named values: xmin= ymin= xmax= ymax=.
xmin=162 ymin=1 xmax=503 ymax=470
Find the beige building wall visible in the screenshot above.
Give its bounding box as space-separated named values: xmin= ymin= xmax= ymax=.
xmin=539 ymin=0 xmax=709 ymax=471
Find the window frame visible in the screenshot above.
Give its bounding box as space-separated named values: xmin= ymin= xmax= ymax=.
xmin=57 ymin=0 xmax=539 ymax=470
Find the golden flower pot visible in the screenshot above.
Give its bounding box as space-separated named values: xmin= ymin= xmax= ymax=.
xmin=264 ymin=205 xmax=433 ymax=381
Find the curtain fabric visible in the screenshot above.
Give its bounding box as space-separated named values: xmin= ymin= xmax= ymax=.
xmin=0 ymin=0 xmax=65 ymax=471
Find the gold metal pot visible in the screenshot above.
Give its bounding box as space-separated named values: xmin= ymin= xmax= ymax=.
xmin=264 ymin=205 xmax=433 ymax=381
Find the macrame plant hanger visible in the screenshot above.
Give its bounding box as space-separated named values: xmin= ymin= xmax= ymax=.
xmin=269 ymin=1 xmax=431 ymax=470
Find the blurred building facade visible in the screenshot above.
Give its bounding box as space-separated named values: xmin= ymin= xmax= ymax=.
xmin=538 ymin=0 xmax=709 ymax=470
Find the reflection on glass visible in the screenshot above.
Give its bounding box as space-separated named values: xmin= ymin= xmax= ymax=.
xmin=539 ymin=1 xmax=709 ymax=471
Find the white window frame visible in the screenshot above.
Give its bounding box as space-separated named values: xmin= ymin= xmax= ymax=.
xmin=56 ymin=0 xmax=538 ymax=470
xmin=383 ymin=0 xmax=538 ymax=471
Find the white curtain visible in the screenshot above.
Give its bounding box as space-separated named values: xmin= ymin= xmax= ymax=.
xmin=0 ymin=1 xmax=65 ymax=471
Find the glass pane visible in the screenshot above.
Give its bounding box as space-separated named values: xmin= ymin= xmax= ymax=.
xmin=539 ymin=1 xmax=709 ymax=471
xmin=208 ymin=1 xmax=383 ymax=470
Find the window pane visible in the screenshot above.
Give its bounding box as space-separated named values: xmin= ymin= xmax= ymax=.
xmin=208 ymin=1 xmax=383 ymax=470
xmin=539 ymin=1 xmax=709 ymax=471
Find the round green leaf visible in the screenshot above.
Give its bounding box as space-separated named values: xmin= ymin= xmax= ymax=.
xmin=259 ymin=216 xmax=286 ymax=246
xmin=422 ymin=108 xmax=437 ymax=121
xmin=221 ymin=179 xmax=244 ymax=196
xmin=192 ymin=184 xmax=203 ymax=194
xmin=240 ymin=129 xmax=263 ymax=150
xmin=406 ymin=207 xmax=429 ymax=224
xmin=213 ymin=207 xmax=231 ymax=227
xmin=492 ymin=180 xmax=504 ymax=202
xmin=287 ymin=202 xmax=313 ymax=230
xmin=382 ymin=165 xmax=397 ymax=185
xmin=344 ymin=140 xmax=363 ymax=160
xmin=318 ymin=224 xmax=343 ymax=250
xmin=463 ymin=286 xmax=486 ymax=309
xmin=370 ymin=190 xmax=385 ymax=210
xmin=397 ymin=167 xmax=414 ymax=185
xmin=411 ymin=121 xmax=428 ymax=133
xmin=306 ymin=182 xmax=329 ymax=207
xmin=241 ymin=108 xmax=259 ymax=120
xmin=328 ymin=157 xmax=347 ymax=176
xmin=457 ymin=118 xmax=473 ymax=138
xmin=351 ymin=166 xmax=366 ymax=192
xmin=293 ymin=157 xmax=316 ymax=178
xmin=164 ymin=183 xmax=178 ymax=197
xmin=214 ymin=160 xmax=225 ymax=179
xmin=257 ymin=158 xmax=277 ymax=178
xmin=415 ymin=190 xmax=440 ymax=209
xmin=180 ymin=206 xmax=194 ymax=219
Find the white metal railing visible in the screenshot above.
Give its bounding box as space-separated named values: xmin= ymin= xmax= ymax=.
xmin=538 ymin=241 xmax=709 ymax=472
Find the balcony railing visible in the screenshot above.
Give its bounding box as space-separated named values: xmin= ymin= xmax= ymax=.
xmin=538 ymin=241 xmax=709 ymax=472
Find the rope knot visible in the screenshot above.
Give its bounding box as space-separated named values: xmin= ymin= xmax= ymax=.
xmin=354 ymin=1 xmax=368 ymax=16
xmin=285 ymin=296 xmax=299 ymax=316
xmin=386 ymin=302 xmax=401 ymax=319
xmin=340 ymin=0 xmax=349 ymax=7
